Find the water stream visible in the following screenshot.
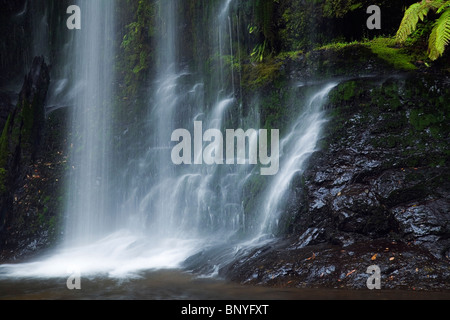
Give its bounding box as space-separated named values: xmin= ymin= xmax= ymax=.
xmin=1 ymin=0 xmax=341 ymax=295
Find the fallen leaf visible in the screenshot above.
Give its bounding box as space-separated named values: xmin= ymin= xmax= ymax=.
xmin=346 ymin=269 xmax=356 ymax=277
xmin=389 ymin=257 xmax=395 ymax=261
xmin=306 ymin=252 xmax=316 ymax=261
xmin=371 ymin=254 xmax=378 ymax=261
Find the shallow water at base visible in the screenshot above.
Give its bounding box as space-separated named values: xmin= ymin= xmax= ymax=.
xmin=1 ymin=269 xmax=449 ymax=300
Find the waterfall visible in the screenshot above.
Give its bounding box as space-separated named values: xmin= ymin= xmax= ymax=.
xmin=125 ymin=0 xmax=245 ymax=241
xmin=257 ymin=83 xmax=338 ymax=235
xmin=0 ymin=0 xmax=338 ymax=279
xmin=64 ymin=0 xmax=116 ymax=246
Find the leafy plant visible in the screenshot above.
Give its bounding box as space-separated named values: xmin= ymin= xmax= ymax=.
xmin=396 ymin=0 xmax=450 ymax=60
xmin=251 ymin=40 xmax=267 ymax=62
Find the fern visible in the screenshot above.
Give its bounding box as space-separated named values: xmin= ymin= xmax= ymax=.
xmin=428 ymin=9 xmax=450 ymax=60
xmin=396 ymin=1 xmax=440 ymax=42
xmin=437 ymin=1 xmax=450 ymax=13
xmin=396 ymin=0 xmax=450 ymax=60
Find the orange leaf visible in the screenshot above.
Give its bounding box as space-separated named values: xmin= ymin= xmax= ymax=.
xmin=346 ymin=269 xmax=356 ymax=277
xmin=371 ymin=254 xmax=378 ymax=261
xmin=306 ymin=252 xmax=316 ymax=261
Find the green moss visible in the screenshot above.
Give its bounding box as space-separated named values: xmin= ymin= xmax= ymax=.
xmin=241 ymin=58 xmax=282 ymax=90
xmin=367 ymin=37 xmax=417 ymax=71
xmin=275 ymin=50 xmax=304 ymax=60
xmin=409 ymin=109 xmax=444 ymax=131
xmin=338 ymin=80 xmax=357 ymax=101
xmin=319 ymin=41 xmax=360 ymax=51
xmin=328 ymin=80 xmax=364 ymax=109
xmin=317 ymin=37 xmax=417 ymax=71
xmin=118 ymin=0 xmax=156 ymax=96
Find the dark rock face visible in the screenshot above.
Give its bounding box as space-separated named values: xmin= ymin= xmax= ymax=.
xmin=0 ymin=56 xmax=65 ymax=262
xmin=0 ymin=56 xmax=49 ymax=183
xmin=308 ymin=75 xmax=450 ymax=256
xmin=15 ymin=56 xmax=50 ymax=162
xmin=224 ymin=74 xmax=450 ymax=290
xmin=0 ymin=92 xmax=14 ymax=132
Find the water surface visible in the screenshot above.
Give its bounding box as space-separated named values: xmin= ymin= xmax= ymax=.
xmin=1 ymin=269 xmax=449 ymax=300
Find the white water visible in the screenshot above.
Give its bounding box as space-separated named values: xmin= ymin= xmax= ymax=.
xmin=0 ymin=232 xmax=203 ymax=278
xmin=258 ymin=83 xmax=338 ymax=235
xmin=0 ymin=0 xmax=337 ymax=280
xmin=63 ymin=0 xmax=116 ymax=246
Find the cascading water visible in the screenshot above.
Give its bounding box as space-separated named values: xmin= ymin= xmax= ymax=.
xmin=121 ymin=0 xmax=247 ymax=246
xmin=64 ymin=0 xmax=116 ymax=246
xmin=258 ymin=83 xmax=338 ymax=235
xmin=0 ymin=0 xmax=338 ymax=280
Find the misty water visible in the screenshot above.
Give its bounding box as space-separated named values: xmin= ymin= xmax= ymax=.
xmin=1 ymin=0 xmax=318 ymax=276
xmin=2 ymin=0 xmax=448 ymax=301
xmin=0 ymin=0 xmax=336 ymax=291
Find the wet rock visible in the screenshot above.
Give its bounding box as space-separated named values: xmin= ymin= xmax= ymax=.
xmin=0 ymin=56 xmax=62 ymax=263
xmin=226 ymin=74 xmax=450 ymax=290
xmin=225 ymin=238 xmax=450 ymax=291
xmin=0 ymin=92 xmax=14 ymax=132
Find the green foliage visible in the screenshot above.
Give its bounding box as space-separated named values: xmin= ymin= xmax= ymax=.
xmin=322 ymin=0 xmax=363 ymax=18
xmin=396 ymin=0 xmax=450 ymax=60
xmin=278 ymin=1 xmax=325 ymax=51
xmin=250 ymin=40 xmax=268 ymax=62
xmin=254 ymin=0 xmax=278 ymax=49
xmin=245 ymin=0 xmax=280 ymax=62
xmin=428 ymin=8 xmax=450 ymax=60
xmin=119 ymin=0 xmax=156 ymax=95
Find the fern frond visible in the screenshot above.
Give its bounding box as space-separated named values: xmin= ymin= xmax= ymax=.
xmin=437 ymin=1 xmax=450 ymax=14
xmin=396 ymin=2 xmax=430 ymax=43
xmin=428 ymin=9 xmax=450 ymax=60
